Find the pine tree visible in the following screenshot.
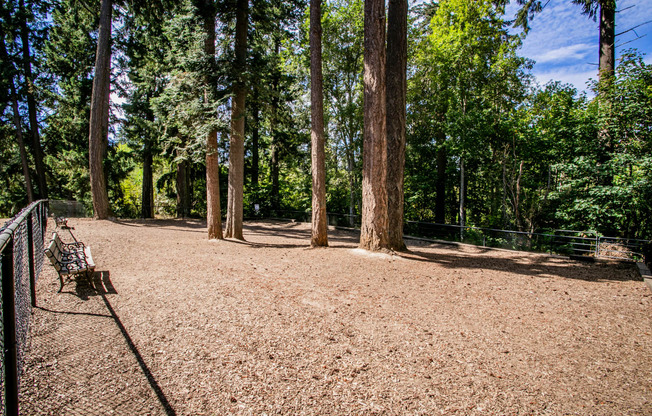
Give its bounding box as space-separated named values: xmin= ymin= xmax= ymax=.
xmin=386 ymin=0 xmax=408 ymax=251
xmin=225 ymin=0 xmax=248 ymax=240
xmin=310 ymin=0 xmax=328 ymax=247
xmin=88 ymin=0 xmax=112 ymax=219
xmin=18 ymin=0 xmax=47 ymax=199
xmin=202 ymin=0 xmax=223 ymax=239
xmin=359 ymin=0 xmax=389 ymax=251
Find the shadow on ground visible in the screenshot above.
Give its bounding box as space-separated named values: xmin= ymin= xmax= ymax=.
xmin=23 ymin=271 xmax=177 ymax=416
xmin=107 ymin=219 xmax=639 ymax=282
xmin=401 ymin=247 xmax=641 ymax=282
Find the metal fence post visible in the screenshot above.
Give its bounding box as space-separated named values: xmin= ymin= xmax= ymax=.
xmin=1 ymin=238 xmax=19 ymax=416
xmin=27 ymin=214 xmax=37 ymax=307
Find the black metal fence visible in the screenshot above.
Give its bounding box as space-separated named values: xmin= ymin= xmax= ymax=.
xmin=267 ymin=210 xmax=649 ymax=262
xmin=0 ymin=200 xmax=48 ymax=416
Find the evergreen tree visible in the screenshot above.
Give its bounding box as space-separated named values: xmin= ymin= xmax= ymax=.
xmin=359 ymin=0 xmax=389 ymax=251
xmin=88 ymin=0 xmax=112 ymax=219
xmin=386 ymin=0 xmax=408 ymax=251
xmin=225 ymin=0 xmax=248 ymax=240
xmin=310 ymin=0 xmax=328 ymax=247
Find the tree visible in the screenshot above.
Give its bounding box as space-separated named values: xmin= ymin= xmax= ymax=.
xmin=40 ymin=0 xmax=97 ymax=206
xmin=18 ymin=0 xmax=47 ymax=199
xmin=310 ymin=0 xmax=328 ymax=247
xmin=120 ymin=2 xmax=171 ymax=219
xmin=322 ymin=0 xmax=364 ymax=223
xmin=359 ymin=0 xmax=388 ymax=251
xmin=513 ymin=0 xmax=615 ymax=80
xmin=202 ymin=0 xmax=223 ymax=239
xmin=88 ymin=0 xmax=112 ymax=219
xmin=408 ymin=0 xmax=531 ymax=231
xmin=386 ymin=0 xmax=408 ymax=251
xmin=225 ymin=0 xmax=248 ymax=239
xmin=1 ymin=36 xmax=34 ymax=203
xmin=571 ymin=0 xmax=615 ymax=79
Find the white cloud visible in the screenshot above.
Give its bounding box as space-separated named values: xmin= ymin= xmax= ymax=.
xmin=533 ymin=66 xmax=598 ymax=94
xmin=532 ymin=43 xmax=593 ymax=64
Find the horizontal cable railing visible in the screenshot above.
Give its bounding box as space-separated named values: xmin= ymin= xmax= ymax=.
xmin=267 ymin=210 xmax=649 ymax=262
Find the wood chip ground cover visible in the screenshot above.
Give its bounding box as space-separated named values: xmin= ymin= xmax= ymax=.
xmin=21 ymin=219 xmax=652 ymax=415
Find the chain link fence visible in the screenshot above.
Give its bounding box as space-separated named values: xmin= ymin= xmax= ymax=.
xmin=0 ymin=200 xmax=48 ymax=416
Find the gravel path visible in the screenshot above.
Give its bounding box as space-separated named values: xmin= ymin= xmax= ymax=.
xmin=20 ymin=218 xmax=652 ymax=415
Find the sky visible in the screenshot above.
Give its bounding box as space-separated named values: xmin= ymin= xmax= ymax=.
xmin=504 ymin=0 xmax=652 ymax=94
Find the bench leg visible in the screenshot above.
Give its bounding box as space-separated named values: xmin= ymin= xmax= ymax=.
xmin=86 ymin=269 xmax=96 ymax=289
xmin=57 ymin=273 xmax=64 ymax=293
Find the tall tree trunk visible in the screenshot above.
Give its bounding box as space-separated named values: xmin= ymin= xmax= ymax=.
xmin=515 ymin=160 xmax=523 ymax=231
xmin=176 ymin=154 xmax=190 ymax=218
xmin=11 ymin=81 xmax=35 ymax=203
xmin=348 ymin=153 xmax=356 ymax=227
xmin=270 ymin=143 xmax=280 ymax=211
xmin=386 ymin=0 xmax=407 ymax=252
xmin=459 ymin=157 xmax=465 ymax=241
xmin=310 ymin=0 xmax=328 ymax=247
xmin=0 ymin=30 xmax=33 ymax=202
xmin=88 ymin=0 xmax=112 ymax=219
xmin=251 ymin=99 xmax=260 ymax=190
xmin=19 ymin=0 xmax=47 ymax=199
xmin=141 ymin=141 xmax=153 ymax=218
xmin=225 ymin=0 xmax=248 ymax=240
xmin=269 ymin=38 xmax=282 ymax=213
xmin=360 ymin=0 xmax=389 ymax=251
xmin=599 ymin=0 xmax=615 ymax=80
xmin=203 ymin=1 xmax=223 ymax=239
xmin=435 ymin=143 xmax=447 ymax=224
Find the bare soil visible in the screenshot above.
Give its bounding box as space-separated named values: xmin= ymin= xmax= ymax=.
xmin=20 ymin=218 xmax=652 ymax=415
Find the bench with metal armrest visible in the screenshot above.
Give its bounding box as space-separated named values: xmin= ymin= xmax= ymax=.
xmin=45 ymin=232 xmax=95 ymax=292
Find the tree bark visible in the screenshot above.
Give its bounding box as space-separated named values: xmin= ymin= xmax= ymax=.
xmin=599 ymin=0 xmax=615 ymax=80
xmin=435 ymin=143 xmax=447 ymax=224
xmin=359 ymin=0 xmax=389 ymax=251
xmin=11 ymin=80 xmax=35 ymax=203
xmin=19 ymin=0 xmax=47 ymax=199
xmin=141 ymin=141 xmax=153 ymax=218
xmin=203 ymin=0 xmax=223 ymax=239
xmin=225 ymin=0 xmax=248 ymax=240
xmin=347 ymin=147 xmax=356 ymax=227
xmin=270 ymin=143 xmax=280 ymax=211
xmin=459 ymin=157 xmax=465 ymax=241
xmin=176 ymin=156 xmax=189 ymax=218
xmin=310 ymin=0 xmax=328 ymax=247
xmin=0 ymin=30 xmax=33 ymax=202
xmin=386 ymin=0 xmax=407 ymax=252
xmin=251 ymin=99 xmax=260 ymax=189
xmin=88 ymin=0 xmax=112 ymax=219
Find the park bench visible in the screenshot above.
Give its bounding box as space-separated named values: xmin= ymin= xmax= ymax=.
xmin=44 ymin=232 xmax=95 ymax=292
xmin=55 ymin=216 xmax=69 ymax=228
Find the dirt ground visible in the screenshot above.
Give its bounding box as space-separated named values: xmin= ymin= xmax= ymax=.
xmin=20 ymin=218 xmax=652 ymax=415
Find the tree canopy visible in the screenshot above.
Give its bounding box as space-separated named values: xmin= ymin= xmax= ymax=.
xmin=1 ymin=0 xmax=650 ymax=242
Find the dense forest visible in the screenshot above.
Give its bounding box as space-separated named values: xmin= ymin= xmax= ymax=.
xmin=1 ymin=0 xmax=651 ymax=242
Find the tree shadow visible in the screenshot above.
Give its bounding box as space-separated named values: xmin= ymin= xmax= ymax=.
xmin=99 ymin=289 xmax=177 ymax=416
xmin=400 ymin=246 xmax=641 ymax=282
xmin=243 ymin=222 xmax=361 ymax=247
xmin=59 ymin=270 xmax=177 ymax=415
xmin=110 ymin=218 xmax=206 ymax=233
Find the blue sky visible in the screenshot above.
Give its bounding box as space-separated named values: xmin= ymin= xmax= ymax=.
xmin=505 ymin=0 xmax=652 ymax=93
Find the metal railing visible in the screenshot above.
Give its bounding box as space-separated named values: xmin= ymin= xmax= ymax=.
xmin=0 ymin=200 xmax=48 ymax=416
xmin=266 ymin=210 xmax=649 ymax=262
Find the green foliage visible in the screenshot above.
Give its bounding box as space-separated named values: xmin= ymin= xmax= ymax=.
xmin=548 ymin=52 xmax=652 ymax=238
xmin=0 ymin=0 xmax=649 ymax=247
